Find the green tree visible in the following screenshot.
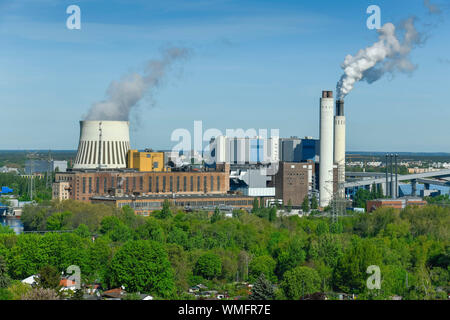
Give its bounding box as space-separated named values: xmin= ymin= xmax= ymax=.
xmin=252 ymin=198 xmax=260 ymax=213
xmin=268 ymin=207 xmax=277 ymax=222
xmin=35 ymin=265 xmax=61 ymax=290
xmin=353 ymin=188 xmax=372 ymax=208
xmin=0 ymin=225 xmax=14 ymax=234
xmin=194 ymin=253 xmax=222 ymax=280
xmin=211 ymin=207 xmax=224 ymax=223
xmin=301 ymin=196 xmax=310 ymax=213
xmin=249 ymin=255 xmax=276 ymax=283
xmin=311 ymin=195 xmax=319 ymax=210
xmin=22 ymin=287 xmax=59 ymax=300
xmin=160 ymin=199 xmax=172 ymax=219
xmin=0 ymin=255 xmax=11 ymax=289
xmin=281 ymin=266 xmax=321 ymax=299
xmin=107 ymin=240 xmax=175 ymax=298
xmin=249 ymin=273 xmax=275 ymax=300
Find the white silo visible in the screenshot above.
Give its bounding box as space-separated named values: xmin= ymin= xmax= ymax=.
xmin=73 ymin=121 xmax=130 ymax=170
xmin=319 ymin=91 xmax=334 ymax=207
xmin=334 ymin=99 xmax=346 ymax=198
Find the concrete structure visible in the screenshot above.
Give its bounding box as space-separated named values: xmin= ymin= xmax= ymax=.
xmin=334 ymin=99 xmax=346 ymax=197
xmin=272 ymin=161 xmax=315 ymax=207
xmin=73 ymin=121 xmax=130 ymax=170
xmin=366 ymin=198 xmax=426 ymax=213
xmin=52 ymin=181 xmax=70 ymax=200
xmin=54 ymin=163 xmax=230 ymax=202
xmin=91 ymin=193 xmax=255 ymax=216
xmin=208 ymin=136 xmax=279 ymax=165
xmin=319 ymin=91 xmax=334 ymax=207
xmin=279 ymin=137 xmax=319 ymax=163
xmin=127 ymin=150 xmax=166 ymax=172
xmin=229 ymin=168 xmax=275 ymax=197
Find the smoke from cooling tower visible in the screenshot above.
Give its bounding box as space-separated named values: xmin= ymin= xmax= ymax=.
xmin=84 ymin=47 xmax=190 ymax=121
xmin=336 ymin=17 xmax=423 ymax=100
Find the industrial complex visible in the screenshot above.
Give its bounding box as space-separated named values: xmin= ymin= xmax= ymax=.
xmin=49 ymin=90 xmax=448 ymax=216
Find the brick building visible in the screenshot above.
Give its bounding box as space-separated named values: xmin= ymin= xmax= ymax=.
xmin=53 ymin=163 xmax=230 ymax=202
xmin=366 ymin=198 xmax=427 ymax=212
xmin=272 ymin=161 xmax=315 ymax=207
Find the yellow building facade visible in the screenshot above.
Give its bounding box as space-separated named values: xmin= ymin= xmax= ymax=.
xmin=127 ymin=150 xmax=166 ymax=172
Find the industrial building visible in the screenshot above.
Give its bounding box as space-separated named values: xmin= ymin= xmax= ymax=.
xmin=271 ymin=161 xmax=315 ymax=207
xmin=279 ymin=136 xmax=320 ymax=163
xmin=127 ymin=150 xmax=166 ymax=172
xmin=54 ymin=163 xmax=230 ymax=202
xmin=91 ymin=193 xmax=255 ymax=216
xmin=73 ymin=120 xmax=131 ymax=170
xmin=366 ymin=198 xmax=426 ymax=213
xmin=208 ymin=135 xmax=279 ymax=165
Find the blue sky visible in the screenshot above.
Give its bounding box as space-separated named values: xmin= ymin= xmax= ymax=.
xmin=0 ymin=0 xmax=449 ymax=152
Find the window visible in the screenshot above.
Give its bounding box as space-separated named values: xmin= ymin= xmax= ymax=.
xmin=154 ymin=162 xmax=159 ymax=169
xmin=163 ymin=176 xmax=166 ymax=191
xmin=217 ymin=176 xmax=220 ymax=191
xmin=140 ymin=176 xmax=143 ymax=190
xmin=183 ymin=176 xmax=187 ymax=192
xmin=211 ymin=176 xmax=214 ymax=192
xmin=197 ymin=176 xmax=200 ymax=191
xmin=169 ymin=176 xmax=173 ymax=192
xmin=204 ymin=176 xmax=207 ymax=192
xmin=133 ymin=177 xmax=136 ymax=190
xmin=104 ymin=177 xmax=107 ymax=194
xmin=126 ymin=177 xmax=129 ymax=191
xmin=156 ymin=176 xmax=159 ymax=192
xmin=190 ymin=176 xmax=193 ymax=191
xmin=177 ymin=176 xmax=180 ymax=192
xmin=88 ymin=177 xmax=92 ymax=193
xmin=111 ymin=177 xmax=115 ymax=189
xmin=96 ymin=177 xmax=100 ymax=193
xmin=82 ymin=177 xmax=86 ymax=193
xmin=149 ymin=176 xmax=152 ymax=192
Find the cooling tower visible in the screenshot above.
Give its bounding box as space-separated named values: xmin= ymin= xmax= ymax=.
xmin=319 ymin=91 xmax=334 ymax=207
xmin=73 ymin=121 xmax=130 ymax=170
xmin=334 ymin=99 xmax=346 ymax=198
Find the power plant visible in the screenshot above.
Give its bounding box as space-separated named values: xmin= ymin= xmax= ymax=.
xmin=319 ymin=91 xmax=335 ymax=207
xmin=73 ymin=120 xmax=131 ymax=170
xmin=334 ymin=99 xmax=346 ymax=198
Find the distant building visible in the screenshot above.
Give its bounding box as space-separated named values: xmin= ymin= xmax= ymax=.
xmin=366 ymin=197 xmax=427 ymax=212
xmin=91 ymin=193 xmax=255 ymax=216
xmin=279 ymin=137 xmax=319 ymax=163
xmin=229 ymin=168 xmax=275 ymax=197
xmin=0 ymin=166 xmax=19 ymax=174
xmin=127 ymin=150 xmax=166 ymax=172
xmin=208 ymin=135 xmax=279 ymax=165
xmin=25 ymin=160 xmax=67 ymax=174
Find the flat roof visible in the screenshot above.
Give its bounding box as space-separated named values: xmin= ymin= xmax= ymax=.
xmin=91 ymin=193 xmax=254 ymax=201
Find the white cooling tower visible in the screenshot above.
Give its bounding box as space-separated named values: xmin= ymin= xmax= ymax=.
xmin=319 ymin=91 xmax=334 ymax=207
xmin=334 ymin=100 xmax=346 ymax=198
xmin=73 ymin=121 xmax=130 ymax=170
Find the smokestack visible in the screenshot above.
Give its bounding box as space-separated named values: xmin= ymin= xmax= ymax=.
xmin=319 ymin=90 xmax=334 ymax=207
xmin=385 ymin=154 xmax=389 ymax=197
xmin=390 ymin=154 xmax=394 ymax=198
xmin=334 ymin=99 xmax=346 ymax=198
xmin=73 ymin=120 xmax=130 ymax=170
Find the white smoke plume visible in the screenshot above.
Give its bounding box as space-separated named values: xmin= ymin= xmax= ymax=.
xmin=84 ymin=47 xmax=190 ymax=121
xmin=336 ymin=17 xmax=423 ymax=100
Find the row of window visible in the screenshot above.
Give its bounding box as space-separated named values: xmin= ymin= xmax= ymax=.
xmin=118 ymin=199 xmax=253 ymax=209
xmin=81 ymin=175 xmax=222 ymax=194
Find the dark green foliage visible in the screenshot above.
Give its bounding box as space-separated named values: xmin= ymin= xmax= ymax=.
xmin=211 ymin=207 xmax=224 ymax=223
xmin=107 ymin=240 xmax=175 ymax=298
xmin=194 ymin=253 xmax=222 ymax=280
xmin=281 ymin=266 xmax=321 ymax=299
xmin=159 ymin=199 xmax=172 ymax=219
xmin=249 ymin=255 xmax=276 ymax=283
xmin=0 ymin=255 xmax=11 ymax=288
xmin=249 ymin=273 xmax=275 ymax=300
xmin=311 ymin=195 xmax=318 ymax=210
xmin=36 ymin=265 xmax=61 ymax=290
xmin=301 ymin=196 xmax=310 ymax=213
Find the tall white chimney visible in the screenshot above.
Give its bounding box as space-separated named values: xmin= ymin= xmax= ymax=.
xmin=334 ymin=100 xmax=346 ymax=198
xmin=319 ymin=91 xmax=334 ymax=207
xmin=73 ymin=120 xmax=130 ymax=170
